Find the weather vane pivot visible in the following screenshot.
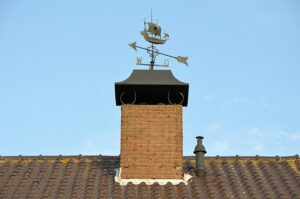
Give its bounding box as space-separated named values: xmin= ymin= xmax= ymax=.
xmin=129 ymin=12 xmax=188 ymax=70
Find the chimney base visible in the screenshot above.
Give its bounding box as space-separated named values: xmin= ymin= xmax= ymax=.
xmin=114 ymin=168 xmax=192 ymax=185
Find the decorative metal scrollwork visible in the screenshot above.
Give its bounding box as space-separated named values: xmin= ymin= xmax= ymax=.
xmin=120 ymin=90 xmax=137 ymax=105
xmin=167 ymin=91 xmax=184 ymax=105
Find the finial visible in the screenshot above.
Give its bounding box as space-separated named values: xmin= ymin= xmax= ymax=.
xmin=128 ymin=12 xmax=188 ymax=70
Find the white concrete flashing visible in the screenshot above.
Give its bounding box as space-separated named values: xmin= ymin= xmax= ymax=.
xmin=114 ymin=168 xmax=193 ymax=186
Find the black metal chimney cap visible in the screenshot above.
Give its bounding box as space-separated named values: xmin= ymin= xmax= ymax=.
xmin=115 ymin=70 xmax=189 ymax=106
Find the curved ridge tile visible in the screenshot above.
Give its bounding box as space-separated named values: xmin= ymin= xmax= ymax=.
xmin=137 ymin=182 xmax=149 ymax=199
xmin=234 ymin=160 xmax=260 ymax=199
xmin=221 ymin=160 xmax=246 ymax=198
xmin=0 ymin=160 xmax=24 ymax=199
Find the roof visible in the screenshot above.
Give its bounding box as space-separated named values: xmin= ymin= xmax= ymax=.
xmin=115 ymin=70 xmax=188 ymax=86
xmin=115 ymin=70 xmax=189 ymax=106
xmin=1 ymin=155 xmax=299 ymax=198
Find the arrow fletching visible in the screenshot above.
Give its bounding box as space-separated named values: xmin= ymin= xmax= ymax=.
xmin=176 ymin=56 xmax=188 ymax=66
xmin=129 ymin=41 xmax=137 ymax=51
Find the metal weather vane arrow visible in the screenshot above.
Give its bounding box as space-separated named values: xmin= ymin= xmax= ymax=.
xmin=129 ymin=41 xmax=188 ymax=66
xmin=129 ymin=13 xmax=188 ymax=70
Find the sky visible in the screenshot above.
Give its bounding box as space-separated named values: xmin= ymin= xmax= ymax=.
xmin=0 ymin=0 xmax=299 ymax=156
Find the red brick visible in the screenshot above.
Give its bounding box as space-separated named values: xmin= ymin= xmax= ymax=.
xmin=120 ymin=105 xmax=183 ymax=179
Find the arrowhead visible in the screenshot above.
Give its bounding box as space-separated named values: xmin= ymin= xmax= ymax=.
xmin=129 ymin=42 xmax=137 ymax=51
xmin=176 ymin=56 xmax=188 ymax=66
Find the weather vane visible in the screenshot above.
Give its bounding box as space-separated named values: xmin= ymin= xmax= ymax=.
xmin=129 ymin=12 xmax=188 ymax=70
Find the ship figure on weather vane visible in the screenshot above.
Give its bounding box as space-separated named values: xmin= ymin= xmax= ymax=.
xmin=129 ymin=12 xmax=188 ymax=70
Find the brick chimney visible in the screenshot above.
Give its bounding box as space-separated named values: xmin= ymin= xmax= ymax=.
xmin=115 ymin=70 xmax=189 ymax=179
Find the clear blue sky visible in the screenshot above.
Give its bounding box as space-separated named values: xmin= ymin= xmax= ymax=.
xmin=0 ymin=0 xmax=299 ymax=156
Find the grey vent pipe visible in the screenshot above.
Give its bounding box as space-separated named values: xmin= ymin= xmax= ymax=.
xmin=193 ymin=136 xmax=207 ymax=176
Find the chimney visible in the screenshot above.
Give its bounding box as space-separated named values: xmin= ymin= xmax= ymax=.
xmin=193 ymin=136 xmax=207 ymax=176
xmin=115 ymin=70 xmax=189 ymax=179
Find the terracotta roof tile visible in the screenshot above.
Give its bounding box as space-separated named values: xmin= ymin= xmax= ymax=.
xmin=0 ymin=155 xmax=299 ymax=199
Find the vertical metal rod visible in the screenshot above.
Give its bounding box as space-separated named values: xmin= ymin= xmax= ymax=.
xmin=150 ymin=43 xmax=154 ymax=70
